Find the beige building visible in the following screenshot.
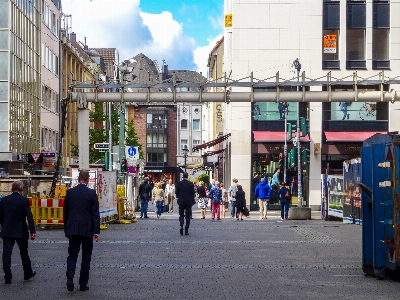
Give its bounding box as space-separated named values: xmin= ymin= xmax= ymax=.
xmin=40 ymin=0 xmax=61 ymax=153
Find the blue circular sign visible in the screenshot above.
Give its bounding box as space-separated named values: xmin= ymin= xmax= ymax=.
xmin=127 ymin=147 xmax=137 ymax=157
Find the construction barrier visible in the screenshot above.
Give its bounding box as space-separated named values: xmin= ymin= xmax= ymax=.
xmin=27 ymin=185 xmax=136 ymax=228
xmin=34 ymin=198 xmax=64 ymax=225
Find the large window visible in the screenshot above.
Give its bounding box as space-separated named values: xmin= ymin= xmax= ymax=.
xmin=147 ymin=112 xmax=167 ymax=129
xmin=146 ymin=152 xmax=167 ymax=164
xmin=346 ymin=1 xmax=366 ymax=69
xmin=322 ymin=0 xmax=340 ymax=69
xmin=146 ymin=133 xmax=167 ymax=148
xmin=253 ymin=87 xmax=299 ymax=121
xmin=372 ymin=0 xmax=390 ymax=69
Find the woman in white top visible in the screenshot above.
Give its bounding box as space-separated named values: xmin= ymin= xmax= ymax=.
xmin=152 ymin=182 xmax=165 ymax=219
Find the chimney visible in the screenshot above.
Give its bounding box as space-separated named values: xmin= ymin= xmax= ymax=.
xmin=84 ymin=37 xmax=88 ymax=50
xmin=69 ymin=32 xmax=76 ymax=42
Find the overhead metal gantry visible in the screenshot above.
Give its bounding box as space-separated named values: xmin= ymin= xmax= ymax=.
xmin=69 ymin=71 xmax=400 ymax=105
xmin=66 ymin=71 xmax=400 ymax=170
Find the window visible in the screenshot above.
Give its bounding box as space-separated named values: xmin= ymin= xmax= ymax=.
xmin=147 ymin=112 xmax=167 ymax=129
xmin=193 ymin=140 xmax=200 ymax=147
xmin=146 ymin=152 xmax=167 ymax=164
xmin=181 ymin=139 xmax=188 ymax=153
xmin=147 ymin=133 xmax=167 ymax=148
xmin=323 ymin=0 xmax=340 ymax=69
xmin=372 ymin=1 xmax=390 ymax=69
xmin=193 ymin=119 xmax=200 ymax=130
xmin=346 ymin=1 xmax=366 ymax=69
xmin=181 ymin=119 xmax=188 ymax=130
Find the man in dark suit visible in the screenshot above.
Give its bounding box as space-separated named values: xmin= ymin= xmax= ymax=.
xmin=64 ymin=169 xmax=100 ymax=292
xmin=175 ymin=172 xmax=195 ymax=235
xmin=0 ymin=180 xmax=36 ymax=284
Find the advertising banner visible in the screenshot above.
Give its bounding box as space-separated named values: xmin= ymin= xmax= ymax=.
xmin=97 ymin=171 xmax=118 ymax=218
xmin=327 ymin=175 xmax=344 ymax=219
xmin=323 ymin=34 xmax=337 ymax=53
xmin=343 ymin=158 xmax=362 ymax=224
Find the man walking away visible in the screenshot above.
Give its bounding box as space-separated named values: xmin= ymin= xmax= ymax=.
xmin=175 ymin=172 xmax=195 ymax=236
xmin=254 ymin=177 xmax=271 ymax=219
xmin=139 ymin=177 xmax=152 ymax=218
xmin=0 ymin=181 xmax=36 ymax=284
xmin=64 ymin=169 xmax=100 ymax=292
xmin=228 ymin=178 xmax=239 ymax=218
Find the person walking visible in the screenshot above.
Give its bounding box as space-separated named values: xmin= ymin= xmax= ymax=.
xmin=139 ymin=177 xmax=152 ymax=218
xmin=220 ymin=183 xmax=228 ymax=218
xmin=339 ymin=102 xmax=349 ymax=120
xmin=209 ymin=181 xmax=223 ymax=220
xmin=235 ymin=185 xmax=246 ymax=221
xmin=176 ymin=172 xmax=196 ymax=235
xmin=164 ymin=179 xmax=175 ymax=213
xmin=152 ymin=182 xmax=165 ymax=219
xmin=278 ymin=182 xmax=291 ymax=220
xmin=63 ymin=169 xmax=100 ymax=292
xmin=197 ymin=181 xmax=208 ymax=219
xmin=0 ymin=181 xmax=36 ymax=284
xmin=228 ymin=178 xmax=239 ymax=218
xmin=270 ymin=168 xmax=281 ymax=203
xmin=254 ymin=177 xmax=271 ymax=219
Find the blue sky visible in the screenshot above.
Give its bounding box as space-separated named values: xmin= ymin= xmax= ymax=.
xmin=61 ymin=0 xmax=224 ymax=75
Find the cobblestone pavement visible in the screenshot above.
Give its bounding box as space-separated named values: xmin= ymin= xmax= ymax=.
xmin=0 ymin=207 xmax=399 ymax=300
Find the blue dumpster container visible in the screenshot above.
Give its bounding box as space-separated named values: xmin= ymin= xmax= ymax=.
xmin=361 ymin=133 xmax=399 ymax=279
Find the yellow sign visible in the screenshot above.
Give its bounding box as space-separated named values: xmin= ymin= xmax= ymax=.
xmin=323 ymin=34 xmax=337 ymax=53
xmin=225 ymin=14 xmax=232 ymax=28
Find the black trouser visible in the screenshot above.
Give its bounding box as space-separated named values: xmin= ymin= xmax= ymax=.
xmin=179 ymin=204 xmax=192 ymax=229
xmin=2 ymin=237 xmax=33 ymax=281
xmin=66 ymin=235 xmax=94 ymax=287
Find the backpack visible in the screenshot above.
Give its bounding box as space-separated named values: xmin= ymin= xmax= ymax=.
xmin=285 ymin=190 xmax=291 ymax=201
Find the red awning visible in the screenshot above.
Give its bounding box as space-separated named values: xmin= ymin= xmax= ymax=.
xmin=325 ymin=131 xmax=386 ymax=142
xmin=253 ymin=131 xmax=310 ymax=142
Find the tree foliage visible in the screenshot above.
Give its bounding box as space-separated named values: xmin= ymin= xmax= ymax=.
xmin=125 ymin=120 xmax=144 ymax=159
xmin=197 ymin=173 xmax=210 ymax=187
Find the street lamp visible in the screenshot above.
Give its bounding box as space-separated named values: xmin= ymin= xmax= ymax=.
xmin=292 ymin=58 xmax=302 ymax=207
xmin=182 ymin=145 xmax=189 ymax=172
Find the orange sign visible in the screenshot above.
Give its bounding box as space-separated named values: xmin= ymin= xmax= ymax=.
xmin=323 ymin=34 xmax=337 ymax=53
xmin=225 ymin=14 xmax=232 ymax=28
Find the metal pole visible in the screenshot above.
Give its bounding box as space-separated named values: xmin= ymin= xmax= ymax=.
xmin=284 ymin=104 xmax=287 ymax=182
xmin=294 ymin=59 xmax=302 ymax=208
xmin=108 ymin=101 xmax=113 ymax=171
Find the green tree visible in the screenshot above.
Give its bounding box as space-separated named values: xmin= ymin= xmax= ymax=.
xmin=198 ymin=173 xmax=210 ymax=187
xmin=125 ymin=119 xmax=144 ymax=159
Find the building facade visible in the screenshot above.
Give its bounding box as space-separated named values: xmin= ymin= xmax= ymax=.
xmin=40 ymin=0 xmax=61 ymax=153
xmin=224 ymin=0 xmax=400 ymax=210
xmin=0 ymin=0 xmax=42 ymax=154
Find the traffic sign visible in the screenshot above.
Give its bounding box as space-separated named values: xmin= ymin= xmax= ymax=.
xmin=125 ymin=146 xmax=139 ymax=159
xmin=94 ymin=143 xmax=109 ymax=150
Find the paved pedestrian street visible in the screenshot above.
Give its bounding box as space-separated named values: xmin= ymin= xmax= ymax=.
xmin=0 ymin=209 xmax=399 ymax=299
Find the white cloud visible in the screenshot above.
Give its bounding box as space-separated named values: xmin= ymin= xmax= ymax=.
xmin=61 ymin=0 xmax=220 ymax=73
xmin=193 ymin=34 xmax=223 ymax=78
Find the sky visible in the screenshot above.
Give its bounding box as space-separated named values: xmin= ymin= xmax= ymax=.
xmin=61 ymin=0 xmax=224 ymax=77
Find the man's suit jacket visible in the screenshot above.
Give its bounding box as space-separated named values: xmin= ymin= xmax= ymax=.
xmin=63 ymin=183 xmax=100 ymax=238
xmin=0 ymin=192 xmax=35 ymax=239
xmin=175 ymin=179 xmax=195 ymax=206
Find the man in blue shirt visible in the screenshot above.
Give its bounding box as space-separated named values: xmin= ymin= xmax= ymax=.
xmin=254 ymin=178 xmax=271 ymax=219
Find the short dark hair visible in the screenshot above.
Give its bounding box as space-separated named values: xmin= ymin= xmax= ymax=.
xmin=78 ymin=169 xmax=90 ymax=181
xmin=11 ymin=181 xmax=24 ymax=192
xmin=237 ymin=184 xmax=243 ymax=190
xmin=182 ymin=172 xmax=188 ymax=178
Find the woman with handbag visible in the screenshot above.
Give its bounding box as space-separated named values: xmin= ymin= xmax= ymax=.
xmin=197 ymin=181 xmax=208 ymax=219
xmin=235 ymin=185 xmax=246 ymax=221
xmin=152 ymin=182 xmax=165 ymax=219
